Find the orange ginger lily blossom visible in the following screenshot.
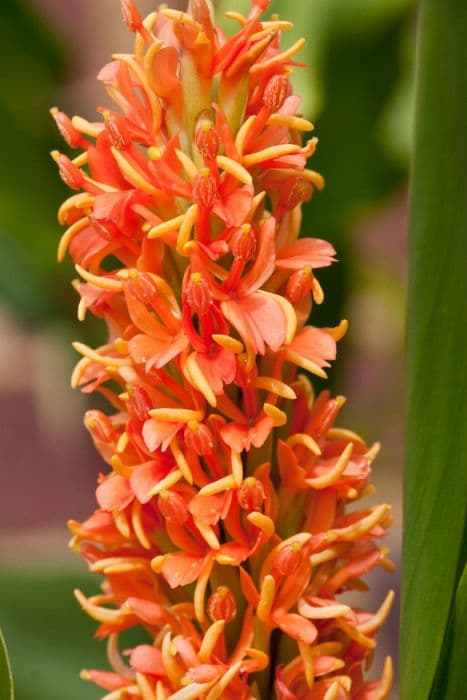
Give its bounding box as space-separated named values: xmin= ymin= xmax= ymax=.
xmin=52 ymin=1 xmax=394 ymax=697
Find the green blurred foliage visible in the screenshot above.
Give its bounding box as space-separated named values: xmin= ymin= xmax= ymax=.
xmin=0 ymin=0 xmax=75 ymax=324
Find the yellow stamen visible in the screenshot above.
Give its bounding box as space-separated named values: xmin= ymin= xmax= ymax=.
xmin=206 ymin=661 xmax=242 ymax=700
xmin=358 ymin=590 xmax=395 ymax=635
xmin=257 ymin=574 xmax=275 ymax=622
xmin=194 ymin=558 xmax=214 ymax=623
xmin=231 ymin=450 xmax=243 ymax=486
xmin=366 ymin=441 xmax=381 ymax=461
xmin=184 ymin=354 xmax=217 ymax=407
xmin=58 ymin=192 xmax=94 ymax=226
xmin=148 ymin=408 xmax=204 ymax=423
xmin=198 ymin=620 xmax=225 ymax=663
xmin=211 ymin=334 xmax=244 ymax=354
xmin=255 ymin=376 xmax=296 ymax=400
xmin=246 ymin=511 xmax=275 ymax=537
xmin=101 ymin=686 xmax=139 ymax=700
xmin=329 ymin=504 xmax=390 ymax=542
xmin=170 ymin=437 xmax=194 ymax=485
xmin=336 ymin=619 xmax=376 ymax=649
xmin=307 ymin=442 xmax=353 ymax=490
xmin=175 ymin=149 xmax=198 ymax=181
xmin=243 ymin=143 xmax=301 ymax=167
xmin=146 ymin=468 xmax=183 ymax=499
xmin=298 ymin=640 xmax=315 ymax=688
xmin=258 ymin=290 xmax=296 ymax=343
xmin=198 ymin=475 xmax=237 ymax=496
xmin=74 ymin=589 xmax=129 ymax=624
xmin=195 ymin=519 xmax=220 ymax=550
xmin=136 ymin=672 xmax=156 ymax=700
xmin=169 ymin=682 xmax=216 ymax=700
xmin=323 ymin=682 xmax=340 ymax=700
xmin=71 ymin=115 xmax=103 ymax=137
xmin=177 ymin=204 xmax=199 ymax=254
xmin=234 ymin=116 xmax=256 ymax=156
xmin=57 ymin=217 xmax=89 ymax=262
xmin=224 ymin=11 xmax=246 ymax=25
xmin=252 ymin=37 xmax=306 ymax=72
xmin=148 ymin=214 xmax=185 ymax=239
xmin=72 ymin=151 xmax=89 ymax=167
xmin=297 ymin=598 xmax=351 ymax=619
xmin=75 ymin=264 xmax=123 ymax=291
xmin=77 ymin=298 xmax=87 ymax=322
xmin=216 ymin=155 xmax=252 ymax=185
xmin=287 ymin=433 xmax=321 ymax=456
xmin=267 ymin=115 xmax=314 ymax=131
xmin=161 ymin=632 xmax=184 ymax=688
xmin=302 ymin=168 xmax=325 ymax=189
xmin=111 ymin=146 xmax=159 ymax=194
xmin=286 ymin=349 xmax=327 ymax=379
xmin=132 ymin=500 xmax=152 ymax=550
xmin=263 ymin=403 xmax=287 ymax=426
xmin=160 ymin=8 xmax=203 ymax=31
xmin=113 ymin=509 xmax=131 ymax=539
xmin=72 ymin=341 xmax=132 ymax=367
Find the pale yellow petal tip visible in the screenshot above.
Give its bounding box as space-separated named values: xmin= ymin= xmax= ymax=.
xmin=80 ymin=669 xmax=91 ymax=681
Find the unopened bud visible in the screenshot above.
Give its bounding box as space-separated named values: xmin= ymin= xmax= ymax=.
xmin=84 ymin=410 xmax=114 ymax=442
xmin=120 ymin=0 xmax=142 ymax=32
xmin=184 ymin=422 xmax=214 ymax=455
xmin=128 ymin=270 xmax=157 ymax=305
xmin=103 ymin=111 xmax=130 ymax=150
xmin=53 ymin=152 xmax=83 ymax=190
xmin=192 ymin=168 xmax=217 ymax=208
xmin=286 ymin=267 xmax=314 ymax=305
xmin=50 ymin=108 xmax=81 ymax=149
xmin=207 ymin=586 xmax=237 ymax=622
xmin=231 ymin=224 xmax=256 ymax=261
xmin=186 ymin=273 xmax=212 ymax=315
xmin=283 ymin=177 xmax=313 ymax=211
xmin=237 ymin=477 xmax=265 ymax=512
xmin=275 ymin=541 xmax=305 ymax=576
xmin=263 ymin=73 xmax=289 ymax=113
xmin=158 ymin=490 xmax=188 ymax=523
xmin=195 ymin=119 xmax=220 ymax=160
xmin=128 ymin=386 xmax=152 ymax=421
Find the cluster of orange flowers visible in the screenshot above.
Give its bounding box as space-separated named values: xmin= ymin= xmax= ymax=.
xmin=52 ymin=1 xmax=394 ymax=698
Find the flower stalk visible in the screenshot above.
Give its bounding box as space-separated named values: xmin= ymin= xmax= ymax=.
xmin=52 ymin=1 xmax=394 ymax=697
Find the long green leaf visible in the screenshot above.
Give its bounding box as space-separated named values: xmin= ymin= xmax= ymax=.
xmin=401 ymin=1 xmax=467 ymax=698
xmin=0 ymin=627 xmax=14 ymax=700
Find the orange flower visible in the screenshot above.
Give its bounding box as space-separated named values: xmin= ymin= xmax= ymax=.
xmin=54 ymin=1 xmax=394 ymax=698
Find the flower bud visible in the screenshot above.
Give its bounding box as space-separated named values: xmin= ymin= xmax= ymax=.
xmin=195 ymin=119 xmax=220 ymax=160
xmin=84 ymin=410 xmax=115 ymax=442
xmin=158 ymin=490 xmax=188 ymax=523
xmin=237 ymin=477 xmax=265 ymax=512
xmin=263 ymin=73 xmax=289 ymax=113
xmin=128 ymin=386 xmax=152 ymax=422
xmin=120 ymin=0 xmax=142 ymax=32
xmin=207 ymin=586 xmax=237 ymax=622
xmin=275 ymin=541 xmax=305 ymax=577
xmin=128 ymin=270 xmax=157 ymax=305
xmin=103 ymin=111 xmax=131 ymax=150
xmin=50 ymin=108 xmax=81 ymax=149
xmin=283 ymin=177 xmax=313 ymax=211
xmin=286 ymin=267 xmax=314 ymax=305
xmin=54 ymin=152 xmax=83 ymax=190
xmin=184 ymin=422 xmax=214 ymax=455
xmin=186 ymin=273 xmax=212 ymax=315
xmin=192 ymin=168 xmax=217 ymax=208
xmin=231 ymin=224 xmax=256 ymax=261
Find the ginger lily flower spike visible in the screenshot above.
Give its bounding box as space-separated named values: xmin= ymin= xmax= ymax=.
xmin=52 ymin=1 xmax=394 ymax=697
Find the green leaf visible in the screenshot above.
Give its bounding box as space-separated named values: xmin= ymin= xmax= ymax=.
xmin=0 ymin=627 xmax=14 ymax=700
xmin=401 ymin=1 xmax=467 ymax=698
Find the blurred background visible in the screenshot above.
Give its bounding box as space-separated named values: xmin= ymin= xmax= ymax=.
xmin=0 ymin=0 xmax=415 ymax=697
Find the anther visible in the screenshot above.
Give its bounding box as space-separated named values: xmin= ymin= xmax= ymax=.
xmin=127 ymin=270 xmax=157 ymax=305
xmin=128 ymin=386 xmax=153 ymax=422
xmin=286 ymin=267 xmax=314 ymax=304
xmin=184 ymin=422 xmax=214 ymax=456
xmin=84 ymin=410 xmax=114 ymax=442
